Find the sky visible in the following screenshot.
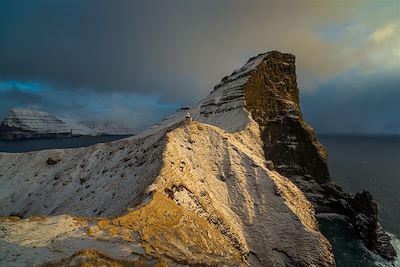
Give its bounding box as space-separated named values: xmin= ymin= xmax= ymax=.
xmin=0 ymin=0 xmax=399 ymax=134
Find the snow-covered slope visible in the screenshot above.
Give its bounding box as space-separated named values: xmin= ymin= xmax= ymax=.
xmin=0 ymin=109 xmax=72 ymax=139
xmin=0 ymin=51 xmax=341 ymax=266
xmin=147 ymin=53 xmax=268 ymax=134
xmin=78 ymin=121 xmax=135 ymax=136
xmin=0 ymin=120 xmax=334 ymax=266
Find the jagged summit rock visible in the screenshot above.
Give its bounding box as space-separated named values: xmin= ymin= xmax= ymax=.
xmin=191 ymin=51 xmax=395 ymax=260
xmin=0 ymin=108 xmax=72 ymax=139
xmin=0 ymin=51 xmax=395 ymax=266
xmin=199 ymin=51 xmax=330 ymax=182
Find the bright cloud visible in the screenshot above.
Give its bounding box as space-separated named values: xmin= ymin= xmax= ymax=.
xmin=369 ymin=23 xmax=397 ymax=44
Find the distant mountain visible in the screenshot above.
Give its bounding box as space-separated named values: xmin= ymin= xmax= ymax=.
xmin=78 ymin=121 xmax=135 ymax=136
xmin=0 ymin=109 xmax=72 ymax=140
xmin=0 ymin=109 xmax=135 ymax=140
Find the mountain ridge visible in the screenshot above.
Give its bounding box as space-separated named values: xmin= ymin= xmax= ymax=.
xmin=0 ymin=108 xmax=135 ymax=139
xmin=0 ymin=51 xmax=395 ymax=266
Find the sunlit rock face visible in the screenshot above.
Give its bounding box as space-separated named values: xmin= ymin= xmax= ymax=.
xmin=241 ymin=51 xmax=395 ymax=261
xmin=237 ymin=52 xmax=330 ymax=183
xmin=0 ymin=51 xmax=394 ymax=266
xmin=0 ymin=109 xmax=72 ymax=140
xmin=0 ymin=119 xmax=335 ymax=266
xmin=195 ymin=51 xmax=330 ymax=183
xmin=245 ymin=54 xmax=330 ymax=183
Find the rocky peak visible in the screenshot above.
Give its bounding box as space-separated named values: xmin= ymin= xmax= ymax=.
xmin=240 ymin=51 xmax=395 ymax=260
xmin=214 ymin=51 xmax=330 ymax=183
xmin=196 ymin=51 xmax=329 ymax=182
xmin=0 ymin=51 xmax=396 ymax=265
xmin=200 ymin=50 xmax=395 ymax=261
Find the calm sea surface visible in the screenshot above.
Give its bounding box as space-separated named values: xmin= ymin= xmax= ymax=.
xmin=0 ymin=135 xmax=131 ymax=153
xmin=319 ymin=135 xmax=400 ymax=267
xmin=0 ymin=135 xmax=399 ymax=266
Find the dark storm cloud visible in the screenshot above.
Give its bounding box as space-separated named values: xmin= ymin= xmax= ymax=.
xmin=0 ymin=0 xmax=213 ymax=103
xmin=301 ymin=68 xmax=400 ymax=135
xmin=0 ymin=0 xmax=399 ymax=133
xmin=2 ymin=0 xmax=397 ymax=100
xmin=0 ymin=87 xmax=43 ymax=116
xmin=383 ymin=122 xmax=400 ymax=133
xmin=0 ymin=87 xmax=42 ymax=105
xmin=0 ymin=82 xmax=177 ymax=132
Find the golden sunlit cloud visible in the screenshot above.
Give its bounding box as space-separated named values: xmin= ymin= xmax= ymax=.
xmin=369 ymin=23 xmax=397 ymax=44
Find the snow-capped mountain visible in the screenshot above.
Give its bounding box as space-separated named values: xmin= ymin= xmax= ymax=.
xmin=78 ymin=121 xmax=135 ymax=136
xmin=0 ymin=51 xmax=395 ymax=266
xmin=0 ymin=109 xmax=135 ymax=139
xmin=0 ymin=109 xmax=72 ymax=139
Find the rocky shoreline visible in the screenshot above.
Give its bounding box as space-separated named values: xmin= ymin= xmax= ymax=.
xmin=299 ymin=180 xmax=396 ymax=261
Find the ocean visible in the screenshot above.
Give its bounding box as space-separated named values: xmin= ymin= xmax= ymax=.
xmin=0 ymin=135 xmax=131 ymax=153
xmin=0 ymin=135 xmax=399 ymax=266
xmin=319 ymin=135 xmax=400 ymax=267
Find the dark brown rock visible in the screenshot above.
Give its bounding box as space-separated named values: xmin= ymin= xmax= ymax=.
xmin=241 ymin=51 xmax=396 ymax=261
xmin=348 ymin=191 xmax=396 ymax=261
xmin=46 ymin=157 xmax=58 ymax=165
xmin=244 ymin=51 xmax=330 ymax=183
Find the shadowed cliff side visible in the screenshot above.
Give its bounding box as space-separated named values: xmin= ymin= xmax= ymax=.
xmin=0 ymin=50 xmax=395 ymax=266
xmin=235 ymin=51 xmax=396 ymax=261
xmin=243 ymin=51 xmax=330 ymax=183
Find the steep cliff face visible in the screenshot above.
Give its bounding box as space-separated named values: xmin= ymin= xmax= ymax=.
xmin=236 ymin=51 xmax=395 ymax=260
xmin=197 ymin=52 xmax=329 ymax=183
xmin=0 ymin=51 xmax=395 ymax=266
xmin=243 ymin=52 xmax=330 ymax=183
xmin=0 ymin=109 xmax=72 ymax=139
xmin=194 ymin=51 xmax=395 ymax=261
xmin=0 ymin=55 xmax=336 ymax=265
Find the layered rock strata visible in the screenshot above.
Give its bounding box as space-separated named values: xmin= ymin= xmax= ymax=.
xmin=0 ymin=109 xmax=72 ymax=140
xmin=193 ymin=50 xmax=395 ymax=261
xmin=0 ymin=109 xmax=135 ymax=140
xmin=0 ymin=51 xmax=395 ymax=266
xmin=214 ymin=51 xmax=395 ymax=260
